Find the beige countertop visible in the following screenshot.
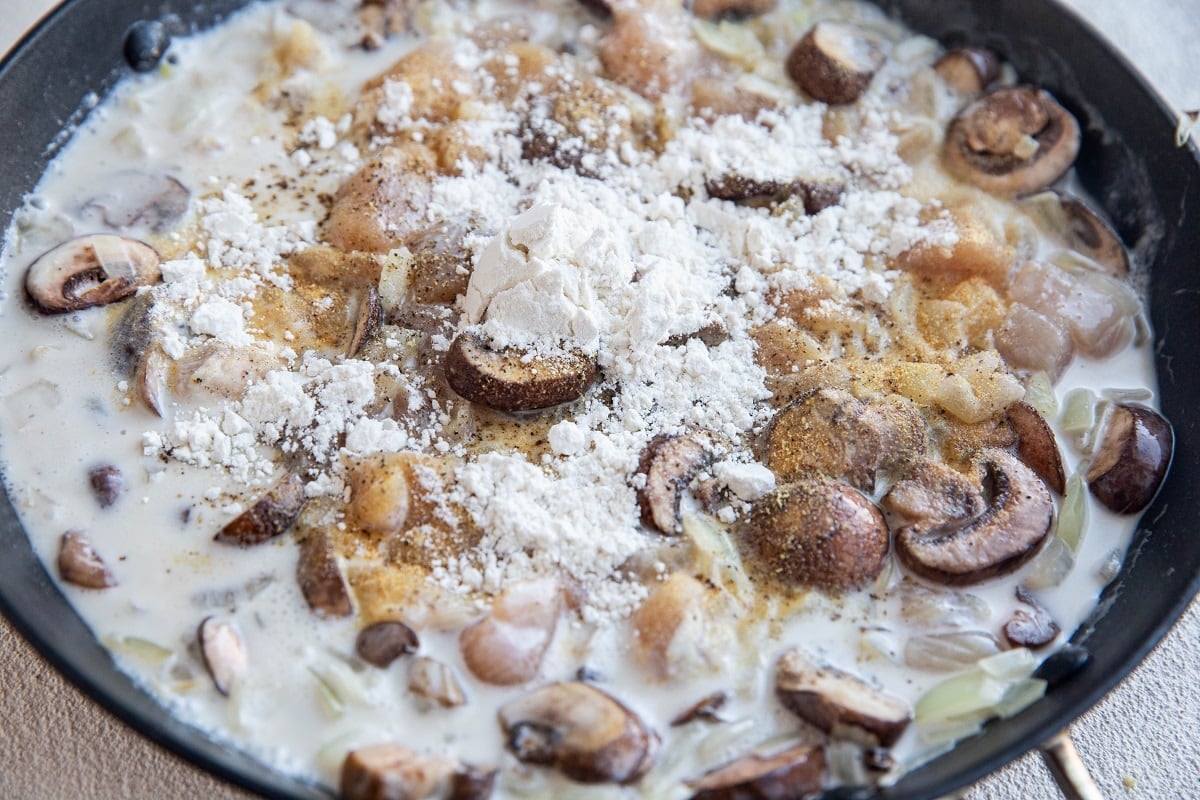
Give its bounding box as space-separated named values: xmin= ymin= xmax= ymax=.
xmin=2 ymin=1 xmax=1199 ymax=798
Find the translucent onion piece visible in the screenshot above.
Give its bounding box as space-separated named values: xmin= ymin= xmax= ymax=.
xmin=994 ymin=678 xmax=1047 ymax=719
xmin=1097 ymin=548 xmax=1123 ymax=583
xmin=103 ymin=634 xmax=173 ymax=666
xmin=696 ymin=717 xmax=760 ymax=765
xmin=682 ymin=514 xmax=753 ymax=600
xmin=904 ymin=631 xmax=1003 ymax=672
xmin=1025 ymin=372 xmax=1058 ymax=418
xmin=1055 ymin=473 xmax=1089 ymax=552
xmin=309 ymin=667 xmax=346 ymax=718
xmin=899 ymin=583 xmax=991 ymax=630
xmin=914 ymin=670 xmax=1008 ymax=724
xmin=1060 ymin=388 xmax=1096 ymax=436
xmin=978 ymin=647 xmax=1036 ymax=680
xmin=1022 ymin=534 xmax=1075 ymax=590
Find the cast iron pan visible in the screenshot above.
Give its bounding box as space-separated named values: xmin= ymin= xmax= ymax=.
xmin=1 ymin=1 xmax=1197 ymax=798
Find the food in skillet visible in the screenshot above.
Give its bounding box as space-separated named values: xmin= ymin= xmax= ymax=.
xmin=0 ymin=0 xmax=1172 ymax=797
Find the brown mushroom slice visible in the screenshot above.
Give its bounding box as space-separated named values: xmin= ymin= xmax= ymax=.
xmin=881 ymin=459 xmax=987 ymax=531
xmin=943 ymin=86 xmax=1081 ymax=196
xmin=894 ymin=448 xmax=1053 ymax=586
xmin=1008 ymin=400 xmax=1066 ymax=495
xmin=198 ymin=617 xmax=248 ymax=697
xmin=743 ymin=480 xmax=889 ymax=592
xmin=357 ymin=620 xmax=420 ymax=669
xmin=297 ymin=530 xmax=353 ymax=618
xmin=83 ymin=172 xmax=190 ymax=232
xmin=460 ymin=577 xmax=562 ymax=686
xmin=25 ymin=234 xmax=161 ymax=314
xmin=671 ymin=691 xmax=729 ymax=726
xmin=933 ymin=47 xmax=1000 ymax=95
xmin=1003 ymin=587 xmax=1060 ymax=649
xmin=347 ymin=454 xmax=412 ymax=536
xmin=444 ymin=332 xmax=598 ymax=412
xmin=88 ymin=464 xmax=124 ymax=509
xmin=685 ymin=742 xmax=826 ymax=800
xmin=346 ymin=285 xmax=382 ymax=359
xmin=58 ymin=530 xmax=117 ymax=589
xmin=215 ymin=472 xmax=308 ymax=546
xmin=705 ymin=175 xmax=844 ymax=213
xmin=1086 ymin=404 xmax=1173 ymax=514
xmin=775 ymin=648 xmax=912 ymax=747
xmin=630 ymin=572 xmax=722 ymax=679
xmin=1059 ymin=196 xmax=1130 ymax=277
xmin=636 ymin=432 xmax=716 ymax=535
xmin=786 ymin=22 xmax=886 ymax=106
xmin=408 ymin=656 xmax=467 ymax=709
xmin=498 ymin=681 xmax=658 ymax=784
xmin=689 ymin=0 xmax=776 ymax=20
xmin=340 ymin=744 xmax=496 ymax=800
xmin=765 ymin=388 xmax=924 ymax=491
xmin=136 ymin=345 xmax=171 ymax=417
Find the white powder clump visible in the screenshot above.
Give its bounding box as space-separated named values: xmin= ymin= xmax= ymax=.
xmin=189 ymin=298 xmax=250 ymax=346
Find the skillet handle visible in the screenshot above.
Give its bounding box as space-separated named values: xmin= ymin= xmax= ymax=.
xmin=1039 ymin=730 xmax=1105 ymax=800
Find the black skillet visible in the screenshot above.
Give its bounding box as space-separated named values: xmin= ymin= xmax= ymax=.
xmin=0 ymin=1 xmax=1197 ymax=798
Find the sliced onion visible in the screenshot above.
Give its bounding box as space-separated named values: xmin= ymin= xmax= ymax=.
xmin=914 ymin=670 xmax=1008 ymax=724
xmin=978 ymin=647 xmax=1036 ymax=680
xmin=1024 ymin=372 xmax=1058 ymax=418
xmin=1054 ymin=473 xmax=1089 ymax=553
xmin=994 ymin=678 xmax=1047 ymax=719
xmin=899 ymin=584 xmax=990 ymax=630
xmin=904 ymin=631 xmax=1002 ymax=672
xmin=1022 ymin=534 xmax=1075 ymax=590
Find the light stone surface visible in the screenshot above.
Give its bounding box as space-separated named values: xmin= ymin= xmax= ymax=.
xmin=1 ymin=1 xmax=1198 ymax=798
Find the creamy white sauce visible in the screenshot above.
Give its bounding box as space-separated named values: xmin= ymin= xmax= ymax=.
xmin=0 ymin=1 xmax=1164 ymax=797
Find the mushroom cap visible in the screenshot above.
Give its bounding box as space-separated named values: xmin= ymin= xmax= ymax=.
xmin=744 ymin=480 xmax=890 ymax=592
xmin=444 ymin=332 xmax=598 ymax=412
xmin=1086 ymin=403 xmax=1173 ymax=514
xmin=24 ymin=234 xmax=161 ymax=314
xmin=686 ymin=741 xmax=826 ymax=800
xmin=894 ymin=448 xmax=1053 ymax=585
xmin=215 ymin=472 xmax=308 ymax=547
xmin=933 ymin=47 xmax=1001 ymax=95
xmin=786 ymin=22 xmax=886 ymax=106
xmin=635 ymin=431 xmax=716 ymax=534
xmin=775 ymin=647 xmax=912 ymax=747
xmin=498 ymin=681 xmax=658 ymax=784
xmin=765 ymin=387 xmax=925 ymax=492
xmin=943 ymin=86 xmax=1081 ymax=196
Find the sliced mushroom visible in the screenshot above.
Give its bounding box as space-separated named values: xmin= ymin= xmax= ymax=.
xmin=636 ymin=432 xmax=716 ymax=535
xmin=743 ymin=480 xmax=889 ymax=592
xmin=25 ymin=234 xmax=161 ymax=314
xmin=444 ymin=332 xmax=598 ymax=412
xmin=57 ymin=530 xmax=117 ymax=589
xmin=894 ymin=448 xmax=1053 ymax=585
xmin=1086 ymin=404 xmax=1173 ymax=514
xmin=340 ymin=744 xmax=495 ymax=800
xmin=82 ymin=172 xmax=190 ymax=232
xmin=689 ymin=0 xmax=776 ymax=21
xmin=786 ymin=22 xmax=886 ymax=106
xmin=1059 ymin=196 xmax=1130 ymax=277
xmin=1008 ymin=400 xmax=1066 ymax=494
xmin=1003 ymin=587 xmax=1060 ymax=649
xmin=198 ymin=616 xmax=248 ymax=697
xmin=943 ymin=86 xmax=1081 ymax=196
xmin=408 ymin=656 xmax=467 ymax=708
xmin=775 ymin=648 xmax=912 ymax=747
xmin=671 ymin=691 xmax=729 ymax=726
xmin=765 ymin=388 xmax=924 ymax=491
xmin=705 ymin=175 xmax=844 ymax=213
xmin=347 ymin=286 xmax=383 ymax=359
xmin=882 ymin=458 xmax=987 ymax=531
xmin=357 ymin=620 xmax=420 ymax=668
xmin=460 ymin=577 xmax=562 ymax=686
xmin=933 ymin=47 xmax=1000 ymax=95
xmin=498 ymin=681 xmax=658 ymax=784
xmin=215 ymin=472 xmax=308 ymax=546
xmin=297 ymin=530 xmax=353 ymax=618
xmin=88 ymin=464 xmax=124 ymax=509
xmin=685 ymin=742 xmax=826 ymax=800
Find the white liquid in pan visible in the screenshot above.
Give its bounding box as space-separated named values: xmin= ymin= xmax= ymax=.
xmin=0 ymin=1 xmax=1164 ymax=796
